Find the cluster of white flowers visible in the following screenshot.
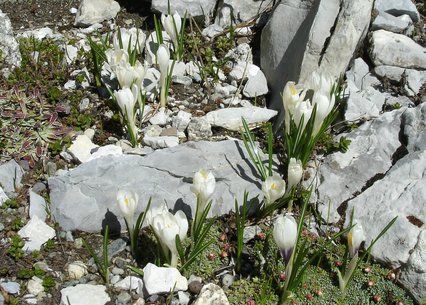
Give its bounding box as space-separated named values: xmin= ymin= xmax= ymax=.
xmin=116 ymin=168 xmax=215 ymax=267
xmin=282 ymin=72 xmax=336 ymax=136
xmin=96 ymin=11 xmax=183 ymax=146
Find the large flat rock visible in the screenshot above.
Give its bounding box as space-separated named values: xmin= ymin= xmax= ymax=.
xmin=48 ymin=140 xmax=267 ymax=232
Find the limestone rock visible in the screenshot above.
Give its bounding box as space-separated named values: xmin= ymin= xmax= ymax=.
xmin=151 ymin=0 xmax=215 ymax=17
xmin=143 ymin=263 xmax=187 ymax=295
xmin=206 ymin=106 xmax=277 ymax=131
xmin=48 ymin=140 xmax=268 ymax=232
xmin=0 ymin=9 xmax=21 ymax=72
xmin=67 ymin=261 xmax=88 ymax=280
xmin=75 ymin=0 xmax=121 ymax=26
xmin=216 ymin=0 xmax=274 ymax=26
xmin=374 ymin=0 xmax=420 ymax=22
xmin=312 ymin=109 xmax=404 ymax=223
xmin=193 ymin=283 xmax=229 ymax=305
xmin=400 ymin=229 xmax=426 ymax=303
xmin=29 ymin=189 xmax=48 ymax=221
xmin=67 ymin=134 xmax=99 ymax=163
xmin=187 ymin=117 xmax=212 ymax=141
xmin=18 ymin=215 xmax=56 ymax=252
xmin=60 ymin=284 xmax=110 ymax=305
xmin=0 ymin=160 xmax=24 ymax=193
xmin=143 ymin=136 xmax=179 ymax=149
xmin=371 ymin=12 xmax=412 ymax=34
xmin=114 ymin=276 xmax=143 ymax=291
xmin=243 ymin=70 xmax=269 ymax=98
xmin=369 ymin=30 xmax=426 ymax=69
xmin=26 ymin=277 xmax=44 ymax=296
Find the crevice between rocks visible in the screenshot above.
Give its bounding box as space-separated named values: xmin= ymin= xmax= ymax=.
xmin=318 ymin=0 xmax=343 ymax=66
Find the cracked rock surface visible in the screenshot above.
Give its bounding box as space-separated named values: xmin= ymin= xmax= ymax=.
xmin=48 ymin=140 xmax=269 ymax=232
xmin=313 ymin=103 xmax=426 ymax=302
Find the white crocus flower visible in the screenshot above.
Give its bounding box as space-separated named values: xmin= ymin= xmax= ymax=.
xmin=113 ymin=86 xmax=138 ymax=143
xmin=144 ymin=202 xmax=169 ymax=227
xmin=113 ymin=27 xmax=146 ymax=54
xmin=293 ymin=100 xmax=313 ymax=132
xmin=348 ymin=222 xmax=366 ymax=257
xmin=156 ymin=44 xmax=170 ymax=108
xmin=117 ymin=190 xmax=138 ymax=232
xmin=151 ymin=210 xmax=188 ymax=267
xmin=282 ymin=81 xmax=303 ymax=133
xmin=115 ymin=60 xmax=147 ymax=90
xmin=190 ymin=169 xmax=216 ymax=209
xmin=287 ymin=158 xmax=303 ymax=191
xmin=105 ymin=48 xmax=129 ymax=73
xmin=161 ymin=12 xmax=182 ymax=56
xmin=312 ymin=91 xmax=335 ymax=135
xmin=306 ymin=71 xmax=334 ymax=97
xmin=273 ymin=214 xmax=298 ymax=265
xmin=262 ymin=175 xmax=286 ymax=205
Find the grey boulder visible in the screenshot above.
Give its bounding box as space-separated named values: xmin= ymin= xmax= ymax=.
xmin=0 ymin=10 xmax=21 ymax=73
xmin=48 ymin=140 xmax=267 ymax=232
xmin=374 ymin=0 xmax=420 ymax=23
xmin=369 ymin=30 xmax=426 ymax=69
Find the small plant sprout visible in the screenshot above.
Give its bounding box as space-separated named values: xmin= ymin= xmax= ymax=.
xmin=151 ymin=209 xmax=188 ymax=267
xmin=113 ymin=85 xmax=139 ymax=146
xmin=235 ymin=191 xmax=249 ymax=273
xmin=82 ymin=225 xmax=110 ymax=284
xmin=161 ymin=12 xmax=183 ymax=60
xmin=190 ymin=169 xmax=215 ymax=236
xmin=156 ymin=44 xmax=170 ymax=108
xmin=262 ymin=175 xmax=286 ymax=206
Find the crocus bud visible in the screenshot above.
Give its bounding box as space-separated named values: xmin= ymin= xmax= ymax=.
xmin=287 ymin=158 xmax=303 ymax=190
xmin=157 ymin=44 xmax=170 ymax=107
xmin=117 ymin=190 xmax=138 ymax=231
xmin=312 ymin=91 xmax=335 ymax=135
xmin=348 ymin=222 xmax=366 ymax=257
xmin=262 ymin=175 xmax=286 ymax=205
xmin=190 ymin=169 xmax=216 ymax=209
xmin=161 ymin=12 xmax=182 ymax=53
xmin=273 ymin=214 xmax=298 ymax=265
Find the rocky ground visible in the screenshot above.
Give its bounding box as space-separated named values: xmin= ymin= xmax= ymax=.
xmin=0 ymin=0 xmax=425 ymax=305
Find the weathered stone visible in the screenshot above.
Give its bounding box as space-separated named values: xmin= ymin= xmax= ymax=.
xmin=193 ymin=283 xmax=229 ymax=305
xmin=374 ymin=0 xmax=420 ymax=22
xmin=0 ymin=160 xmax=24 ymax=193
xmin=187 ymin=117 xmax=212 ymax=141
xmin=74 ymin=0 xmax=121 ymax=26
xmin=216 ymin=0 xmax=274 ymax=25
xmin=60 ymin=284 xmax=110 ymax=305
xmin=400 ymin=229 xmax=426 ymax=303
xmin=67 ymin=261 xmax=88 ymax=280
xmin=0 ymin=9 xmax=21 ymax=72
xmin=311 ymin=109 xmax=404 ymax=223
xmin=344 ymin=150 xmax=426 ymax=301
xmin=243 ymin=70 xmax=269 ymax=98
xmin=48 ymin=140 xmax=267 ymax=232
xmin=172 ymin=110 xmax=192 ymax=132
xmin=151 ymin=0 xmax=216 ymax=17
xmin=346 ymin=57 xmax=381 ymax=90
xmin=114 ymin=276 xmax=143 ymax=291
xmin=401 ymin=103 xmax=426 ymax=152
xmin=29 ymin=189 xmax=48 ymax=221
xmin=206 ymin=106 xmax=277 ymax=131
xmin=371 ymin=12 xmax=412 ymax=34
xmin=18 ymin=216 xmax=56 ymax=252
xmin=143 ymin=263 xmax=187 ymax=295
xmin=369 ymin=30 xmax=426 ymax=69
xmin=345 ymin=86 xmax=386 ymax=121
xmin=143 ymin=136 xmax=179 ymax=149
xmin=0 ymin=186 xmax=8 ymax=206
xmin=67 ymin=134 xmax=99 ymax=163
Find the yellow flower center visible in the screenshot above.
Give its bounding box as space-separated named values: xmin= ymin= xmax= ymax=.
xmin=125 ymin=196 xmax=129 ymax=206
xmin=271 ymin=183 xmax=277 ymax=190
xmin=290 ymin=85 xmax=297 ymax=96
xmin=348 ymin=232 xmax=353 ymax=247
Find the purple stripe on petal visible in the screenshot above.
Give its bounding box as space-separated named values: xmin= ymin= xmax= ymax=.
xmin=280 ymin=248 xmax=293 ymax=265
